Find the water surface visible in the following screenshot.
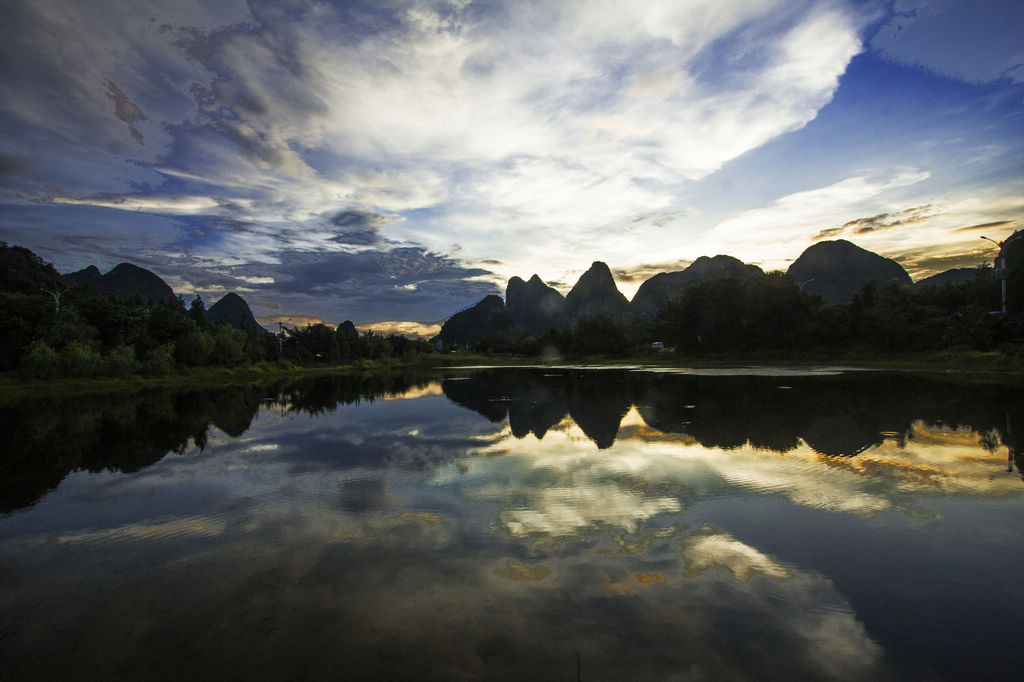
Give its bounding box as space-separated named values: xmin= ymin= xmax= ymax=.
xmin=2 ymin=368 xmax=1023 ymax=680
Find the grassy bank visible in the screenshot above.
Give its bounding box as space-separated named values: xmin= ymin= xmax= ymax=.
xmin=0 ymin=355 xmax=449 ymax=402
xmin=442 ymin=347 xmax=1024 ymax=371
xmin=4 ymin=347 xmax=1024 ymax=401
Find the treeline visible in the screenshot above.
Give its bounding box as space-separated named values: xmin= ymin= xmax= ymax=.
xmin=0 ymin=243 xmax=434 ymax=378
xmin=457 ymin=268 xmax=1021 ymax=358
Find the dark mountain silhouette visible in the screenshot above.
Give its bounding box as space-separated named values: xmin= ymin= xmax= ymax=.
xmin=0 ymin=242 xmax=64 ymax=294
xmin=436 ymin=238 xmax=984 ymax=345
xmin=564 ymin=261 xmax=630 ymax=323
xmin=787 ymin=239 xmax=911 ymax=302
xmin=440 ymin=369 xmax=636 ymax=449
xmin=64 ymin=264 xmax=102 ymax=288
xmin=437 ymin=294 xmax=514 ymax=347
xmin=65 ymin=262 xmax=176 ymax=303
xmin=506 ymin=274 xmax=566 ymax=335
xmin=631 ymin=255 xmax=763 ymax=320
xmin=337 ymin=320 xmax=359 ymax=338
xmin=914 ymin=268 xmax=979 ymax=287
xmin=206 ymin=292 xmax=264 ymax=333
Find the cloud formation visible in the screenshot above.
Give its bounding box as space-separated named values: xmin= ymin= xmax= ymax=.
xmin=0 ymin=0 xmax=1021 ymax=320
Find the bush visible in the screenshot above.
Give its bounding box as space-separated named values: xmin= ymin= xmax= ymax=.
xmin=175 ymin=330 xmax=214 ymax=366
xmin=19 ymin=340 xmax=60 ymax=379
xmin=143 ymin=343 xmax=176 ymax=376
xmin=103 ymin=345 xmax=139 ymax=377
xmin=211 ymin=325 xmax=246 ymax=365
xmin=61 ymin=340 xmax=102 ymax=377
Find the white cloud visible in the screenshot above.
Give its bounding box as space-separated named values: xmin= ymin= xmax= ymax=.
xmin=2 ymin=0 xmax=882 ymax=316
xmin=704 ymin=169 xmax=931 ymax=270
xmin=53 ymin=195 xmax=227 ymax=214
xmin=128 ymin=1 xmax=864 ymax=266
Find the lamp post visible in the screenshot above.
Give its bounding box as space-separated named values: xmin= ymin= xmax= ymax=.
xmin=981 ymin=233 xmax=1023 ymax=314
xmin=40 ymin=283 xmax=69 ymax=313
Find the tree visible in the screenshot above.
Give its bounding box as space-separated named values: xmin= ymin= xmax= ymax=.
xmin=189 ymin=295 xmax=207 ymax=327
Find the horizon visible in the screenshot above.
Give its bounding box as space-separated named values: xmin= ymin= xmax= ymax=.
xmin=1 ymin=0 xmax=1021 ymax=326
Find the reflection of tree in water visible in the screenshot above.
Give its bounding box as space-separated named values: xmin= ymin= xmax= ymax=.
xmin=443 ymin=370 xmax=638 ymax=449
xmin=5 ymin=370 xmax=1020 ymax=511
xmin=0 ymin=372 xmax=434 ymax=512
xmin=280 ymin=372 xmax=433 ymax=415
xmin=0 ymin=386 xmax=265 ymax=512
xmin=441 ymin=368 xmax=1024 ymax=461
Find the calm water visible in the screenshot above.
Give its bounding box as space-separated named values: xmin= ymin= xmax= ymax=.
xmin=2 ymin=367 xmax=1023 ymax=681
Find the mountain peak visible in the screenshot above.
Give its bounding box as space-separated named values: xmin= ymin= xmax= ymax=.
xmin=207 ymin=292 xmax=264 ymax=333
xmin=65 ymin=261 xmax=176 ymax=302
xmin=631 ymin=255 xmax=762 ymax=320
xmin=787 ymin=240 xmax=911 ymax=301
xmin=506 ymin=273 xmax=566 ymax=335
xmin=565 ymin=261 xmax=629 ymax=322
xmin=436 ymin=293 xmax=514 ymax=346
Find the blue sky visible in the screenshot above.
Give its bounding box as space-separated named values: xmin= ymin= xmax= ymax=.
xmin=0 ymin=0 xmax=1021 ymax=329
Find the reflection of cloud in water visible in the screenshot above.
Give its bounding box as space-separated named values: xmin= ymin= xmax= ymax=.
xmin=836 ymin=422 xmax=1021 ymax=496
xmin=500 ymin=484 xmax=681 ymax=537
xmin=56 ymin=516 xmax=227 ymax=545
xmin=450 ymin=411 xmax=1023 ymax=544
xmin=2 ymin=392 xmax=904 ymax=681
xmin=681 ymin=529 xmax=792 ymax=582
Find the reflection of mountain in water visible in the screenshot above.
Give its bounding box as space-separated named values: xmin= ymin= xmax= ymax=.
xmin=443 ymin=370 xmax=634 ymax=449
xmin=0 ymin=373 xmax=435 ymax=512
xmin=443 ymin=369 xmax=1024 ymax=460
xmin=5 ymin=369 xmax=1022 ymax=512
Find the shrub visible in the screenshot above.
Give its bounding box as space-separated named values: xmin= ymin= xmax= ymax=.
xmin=19 ymin=340 xmax=60 ymax=379
xmin=103 ymin=345 xmax=139 ymax=377
xmin=143 ymin=343 xmax=176 ymax=376
xmin=61 ymin=340 xmax=102 ymax=377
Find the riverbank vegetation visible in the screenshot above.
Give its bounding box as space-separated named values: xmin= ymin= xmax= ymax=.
xmin=1 ymin=243 xmax=437 ymax=381
xmin=450 ymin=270 xmax=1024 ymax=368
xmin=3 ymin=242 xmax=1023 ymax=386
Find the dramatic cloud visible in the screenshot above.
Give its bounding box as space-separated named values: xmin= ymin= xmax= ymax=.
xmin=813 ymin=204 xmax=937 ymax=241
xmin=1 ymin=0 xmax=1021 ymax=321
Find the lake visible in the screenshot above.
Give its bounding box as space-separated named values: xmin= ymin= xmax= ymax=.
xmin=2 ymin=367 xmax=1023 ymax=680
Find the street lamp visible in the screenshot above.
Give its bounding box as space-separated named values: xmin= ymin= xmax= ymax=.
xmin=981 ymin=233 xmax=1023 ymax=314
xmin=40 ymin=282 xmax=69 ymax=313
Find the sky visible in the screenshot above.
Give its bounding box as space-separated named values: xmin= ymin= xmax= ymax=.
xmin=0 ymin=0 xmax=1022 ymax=330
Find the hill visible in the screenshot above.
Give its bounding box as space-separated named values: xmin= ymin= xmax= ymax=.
xmin=564 ymin=261 xmax=630 ymax=323
xmin=787 ymin=239 xmax=911 ymax=302
xmin=66 ymin=262 xmax=176 ymax=303
xmin=631 ymin=255 xmax=763 ymax=320
xmin=206 ymin=292 xmax=265 ymax=334
xmin=506 ymin=274 xmax=565 ymax=335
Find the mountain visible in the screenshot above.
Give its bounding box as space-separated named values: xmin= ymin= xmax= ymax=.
xmin=0 ymin=242 xmax=64 ymax=294
xmin=206 ymin=292 xmax=264 ymax=334
xmin=65 ymin=262 xmax=176 ymax=303
xmin=436 ymin=294 xmax=514 ymax=347
xmin=337 ymin=320 xmax=359 ymax=338
xmin=564 ymin=261 xmax=630 ymax=323
xmin=787 ymin=240 xmax=911 ymax=302
xmin=64 ymin=264 xmax=102 ymax=288
xmin=631 ymin=255 xmax=763 ymax=320
xmin=506 ymin=274 xmax=566 ymax=335
xmin=914 ymin=268 xmax=982 ymax=287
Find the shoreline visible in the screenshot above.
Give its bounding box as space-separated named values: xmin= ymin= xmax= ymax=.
xmin=3 ymin=349 xmax=1024 ymax=400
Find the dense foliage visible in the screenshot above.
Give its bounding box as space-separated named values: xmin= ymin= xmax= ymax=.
xmin=0 ymin=243 xmax=435 ymax=378
xmin=449 ymin=267 xmax=1019 ymax=359
xmin=4 ymin=241 xmax=1021 ymax=374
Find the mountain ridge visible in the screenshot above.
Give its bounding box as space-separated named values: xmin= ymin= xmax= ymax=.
xmin=436 ymin=239 xmax=987 ymax=346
